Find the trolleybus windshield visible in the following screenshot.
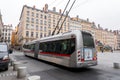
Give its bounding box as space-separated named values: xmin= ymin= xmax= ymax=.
xmin=82 ymin=32 xmax=95 ymax=48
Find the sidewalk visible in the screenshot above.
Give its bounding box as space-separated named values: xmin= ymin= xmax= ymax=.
xmin=0 ymin=50 xmax=28 ymax=80
xmin=0 ymin=66 xmax=29 ymax=80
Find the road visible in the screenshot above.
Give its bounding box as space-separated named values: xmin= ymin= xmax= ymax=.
xmin=0 ymin=50 xmax=120 ymax=80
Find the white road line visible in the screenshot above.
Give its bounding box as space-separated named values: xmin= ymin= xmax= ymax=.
xmin=0 ymin=72 xmax=17 ymax=77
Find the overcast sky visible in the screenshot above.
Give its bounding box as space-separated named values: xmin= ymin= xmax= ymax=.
xmin=0 ymin=0 xmax=120 ymax=30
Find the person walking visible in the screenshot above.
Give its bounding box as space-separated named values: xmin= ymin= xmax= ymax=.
xmin=101 ymin=47 xmax=104 ymax=53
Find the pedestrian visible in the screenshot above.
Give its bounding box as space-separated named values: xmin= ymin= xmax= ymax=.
xmin=111 ymin=49 xmax=113 ymax=53
xmin=101 ymin=47 xmax=104 ymax=53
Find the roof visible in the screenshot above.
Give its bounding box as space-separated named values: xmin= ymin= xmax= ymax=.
xmin=19 ymin=5 xmax=70 ymax=20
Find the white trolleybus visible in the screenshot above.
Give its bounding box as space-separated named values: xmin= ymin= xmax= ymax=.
xmin=23 ymin=30 xmax=97 ymax=68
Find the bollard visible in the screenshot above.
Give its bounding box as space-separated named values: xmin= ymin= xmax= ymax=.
xmin=13 ymin=62 xmax=21 ymax=71
xmin=27 ymin=75 xmax=41 ymax=80
xmin=113 ymin=62 xmax=120 ymax=69
xmin=17 ymin=67 xmax=27 ymax=79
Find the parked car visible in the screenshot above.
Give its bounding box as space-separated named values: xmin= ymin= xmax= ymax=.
xmin=0 ymin=43 xmax=13 ymax=70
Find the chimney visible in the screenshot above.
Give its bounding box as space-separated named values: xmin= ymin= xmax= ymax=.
xmin=98 ymin=24 xmax=100 ymax=28
xmin=76 ymin=15 xmax=79 ymax=21
xmin=87 ymin=18 xmax=89 ymax=22
xmin=105 ymin=28 xmax=108 ymax=31
xmin=44 ymin=4 xmax=48 ymax=12
xmin=53 ymin=7 xmax=56 ymax=12
xmin=59 ymin=9 xmax=62 ymax=14
xmin=33 ymin=5 xmax=36 ymax=9
xmin=92 ymin=22 xmax=95 ymax=25
xmin=43 ymin=7 xmax=44 ymax=11
xmin=110 ymin=30 xmax=112 ymax=32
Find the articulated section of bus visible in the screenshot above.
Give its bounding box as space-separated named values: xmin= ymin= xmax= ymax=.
xmin=76 ymin=31 xmax=97 ymax=67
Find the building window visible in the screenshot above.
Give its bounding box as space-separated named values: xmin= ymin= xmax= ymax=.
xmin=31 ymin=24 xmax=34 ymax=29
xmin=44 ymin=15 xmax=47 ymax=19
xmin=26 ymin=17 xmax=29 ymax=22
xmin=44 ymin=27 xmax=46 ymax=31
xmin=9 ymin=33 xmax=10 ymax=36
xmin=5 ymin=37 xmax=7 ymax=40
xmin=40 ymin=33 xmax=42 ymax=38
xmin=26 ymin=31 xmax=29 ymax=37
xmin=8 ymin=37 xmax=10 ymax=41
xmin=36 ymin=13 xmax=39 ymax=18
xmin=44 ymin=21 xmax=47 ymax=25
xmin=31 ymin=32 xmax=34 ymax=37
xmin=40 ymin=26 xmax=42 ymax=31
xmin=48 ymin=19 xmax=51 ymax=24
xmin=36 ymin=25 xmax=38 ymax=30
xmin=48 ymin=24 xmax=51 ymax=28
xmin=48 ymin=30 xmax=51 ymax=36
xmin=36 ymin=32 xmax=38 ymax=38
xmin=53 ymin=20 xmax=55 ymax=23
xmin=27 ymin=11 xmax=30 ymax=16
xmin=53 ymin=25 xmax=55 ymax=27
xmin=31 ymin=18 xmax=34 ymax=23
xmin=53 ymin=15 xmax=55 ymax=18
xmin=32 ymin=12 xmax=34 ymax=17
xmin=44 ymin=33 xmax=46 ymax=37
xmin=40 ymin=20 xmax=43 ymax=25
xmin=26 ymin=24 xmax=29 ymax=29
xmin=40 ymin=14 xmax=43 ymax=18
xmin=36 ymin=19 xmax=38 ymax=24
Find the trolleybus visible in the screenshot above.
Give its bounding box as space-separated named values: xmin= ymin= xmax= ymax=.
xmin=23 ymin=30 xmax=97 ymax=68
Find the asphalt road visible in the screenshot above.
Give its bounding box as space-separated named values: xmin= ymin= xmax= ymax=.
xmin=0 ymin=50 xmax=120 ymax=80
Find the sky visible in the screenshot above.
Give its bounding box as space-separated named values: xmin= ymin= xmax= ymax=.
xmin=0 ymin=0 xmax=120 ymax=30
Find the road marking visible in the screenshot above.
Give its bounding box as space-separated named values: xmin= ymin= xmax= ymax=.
xmin=0 ymin=72 xmax=17 ymax=77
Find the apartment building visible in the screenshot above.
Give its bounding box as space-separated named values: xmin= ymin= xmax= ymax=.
xmin=114 ymin=30 xmax=120 ymax=50
xmin=18 ymin=4 xmax=70 ymax=45
xmin=17 ymin=4 xmax=120 ymax=49
xmin=1 ymin=25 xmax=13 ymax=45
xmin=0 ymin=11 xmax=13 ymax=45
xmin=69 ymin=16 xmax=82 ymax=31
xmin=70 ymin=16 xmax=116 ymax=49
xmin=0 ymin=11 xmax=3 ymax=42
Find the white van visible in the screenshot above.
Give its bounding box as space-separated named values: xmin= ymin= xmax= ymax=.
xmin=0 ymin=43 xmax=13 ymax=70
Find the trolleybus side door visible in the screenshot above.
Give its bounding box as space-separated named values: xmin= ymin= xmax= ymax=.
xmin=34 ymin=42 xmax=39 ymax=58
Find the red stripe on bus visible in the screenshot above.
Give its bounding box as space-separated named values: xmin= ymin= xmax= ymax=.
xmin=39 ymin=52 xmax=70 ymax=57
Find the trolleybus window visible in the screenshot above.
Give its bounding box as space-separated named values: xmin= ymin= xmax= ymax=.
xmin=23 ymin=44 xmax=35 ymax=50
xmin=82 ymin=32 xmax=95 ymax=48
xmin=39 ymin=38 xmax=75 ymax=55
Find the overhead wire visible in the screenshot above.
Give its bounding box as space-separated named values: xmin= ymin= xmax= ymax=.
xmin=52 ymin=0 xmax=71 ymax=35
xmin=49 ymin=0 xmax=65 ymax=8
xmin=72 ymin=0 xmax=93 ymax=10
xmin=57 ymin=0 xmax=77 ymax=34
xmin=48 ymin=0 xmax=57 ymax=7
